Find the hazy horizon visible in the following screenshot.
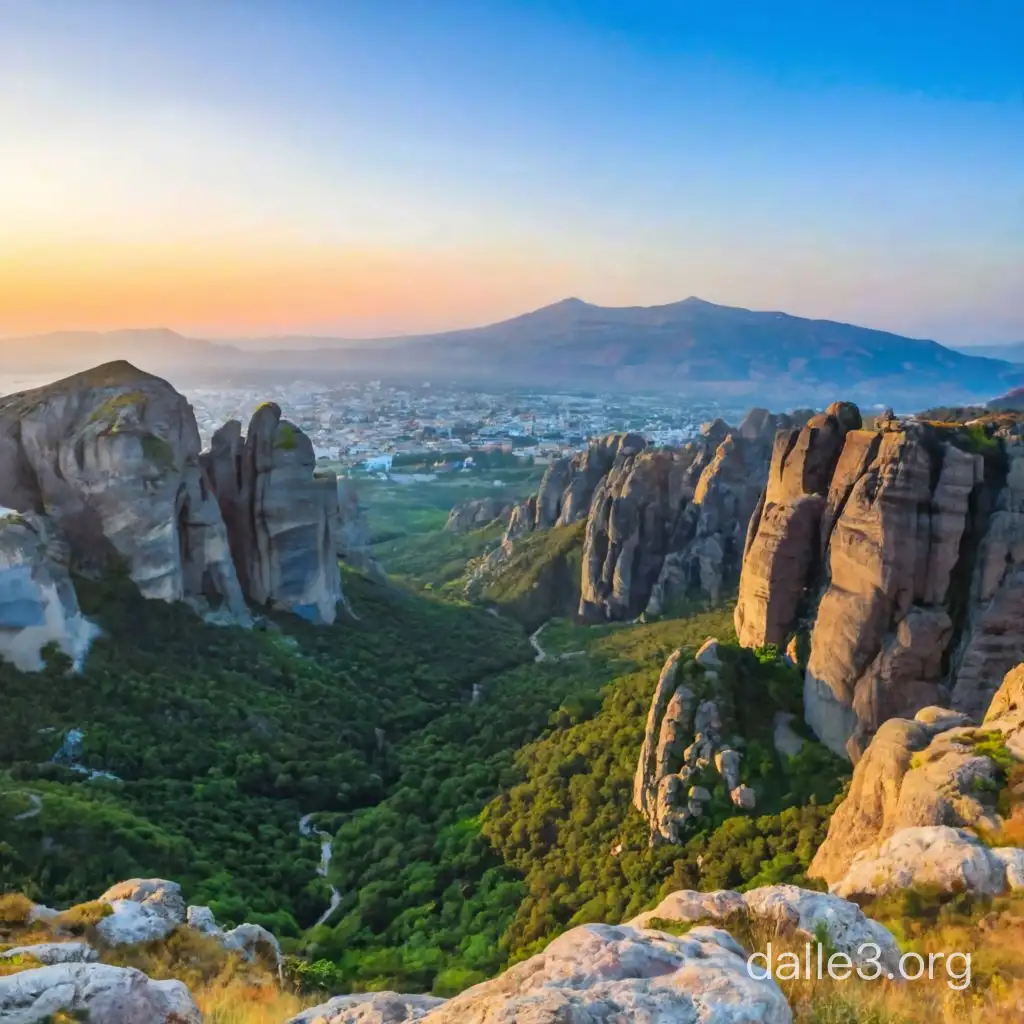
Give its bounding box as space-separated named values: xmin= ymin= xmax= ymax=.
xmin=2 ymin=2 xmax=1021 ymax=343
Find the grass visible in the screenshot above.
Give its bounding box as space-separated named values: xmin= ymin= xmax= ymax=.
xmin=374 ymin=521 xmax=505 ymax=590
xmin=195 ymin=980 xmax=316 ymax=1023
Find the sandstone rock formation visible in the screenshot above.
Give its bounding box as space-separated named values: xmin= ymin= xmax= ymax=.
xmin=577 ymin=412 xmax=794 ymax=622
xmin=0 ymin=362 xmax=248 ymax=620
xmin=0 ymin=509 xmax=98 ymax=671
xmin=444 ymin=496 xmax=514 ymax=533
xmin=421 ymin=922 xmax=791 ymax=1023
xmin=633 ymin=643 xmax=756 ymax=844
xmin=734 ymin=405 xmax=1024 ymax=759
xmin=811 ymin=665 xmax=1024 ymax=893
xmin=628 ymin=883 xmax=901 ymax=975
xmin=202 ymin=403 xmax=343 ymax=624
xmin=0 ymin=961 xmax=201 ymax=1024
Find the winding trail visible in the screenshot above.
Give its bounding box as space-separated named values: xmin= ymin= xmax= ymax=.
xmin=7 ymin=792 xmax=42 ymax=821
xmin=529 ymin=622 xmax=585 ymax=664
xmin=299 ymin=814 xmax=343 ymax=927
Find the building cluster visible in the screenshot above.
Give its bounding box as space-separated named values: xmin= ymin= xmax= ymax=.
xmin=186 ymin=380 xmax=746 ymax=474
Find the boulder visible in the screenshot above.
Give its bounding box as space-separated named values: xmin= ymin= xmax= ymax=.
xmin=834 ymin=826 xmax=1023 ymax=898
xmin=0 ymin=942 xmax=96 ymax=965
xmin=422 ymin=922 xmax=791 ymax=1023
xmin=203 ymin=404 xmax=343 ymax=623
xmin=0 ymin=510 xmax=98 ymax=671
xmin=95 ymin=879 xmax=185 ymax=946
xmin=0 ymin=362 xmax=248 ymax=619
xmin=288 ymin=992 xmax=446 ymax=1024
xmin=185 ymin=905 xmax=282 ymax=968
xmin=629 ymin=883 xmax=901 ymax=975
xmin=0 ymin=962 xmax=200 ymax=1024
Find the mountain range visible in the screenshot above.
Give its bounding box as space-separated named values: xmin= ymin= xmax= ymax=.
xmin=4 ymin=297 xmax=1022 ymax=404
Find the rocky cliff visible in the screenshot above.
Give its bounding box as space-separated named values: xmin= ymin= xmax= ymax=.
xmin=734 ymin=405 xmax=1024 ymax=759
xmin=0 ymin=509 xmax=98 ymax=671
xmin=445 ymin=496 xmax=514 ymax=533
xmin=0 ymin=362 xmax=248 ymax=619
xmin=0 ymin=363 xmax=344 ymax=646
xmin=202 ymin=403 xmax=343 ymax=624
xmin=501 ymin=412 xmax=795 ymax=625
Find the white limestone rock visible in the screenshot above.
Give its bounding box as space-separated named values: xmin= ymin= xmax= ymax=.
xmin=0 ymin=962 xmax=200 ymax=1024
xmin=422 ymin=922 xmax=791 ymax=1023
xmin=185 ymin=905 xmax=282 ymax=968
xmin=288 ymin=992 xmax=446 ymax=1023
xmin=630 ymin=884 xmax=900 ymax=975
xmin=0 ymin=942 xmax=96 ymax=965
xmin=94 ymin=878 xmax=185 ymax=946
xmin=834 ymin=826 xmax=1021 ymax=898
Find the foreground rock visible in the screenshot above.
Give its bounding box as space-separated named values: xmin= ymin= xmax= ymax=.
xmin=95 ymin=878 xmax=186 ymax=945
xmin=734 ymin=405 xmax=1024 ymax=759
xmin=811 ymin=666 xmax=1024 ymax=892
xmin=629 ymin=883 xmax=901 ymax=975
xmin=0 ymin=962 xmax=200 ymax=1024
xmin=187 ymin=905 xmax=282 ymax=969
xmin=0 ymin=942 xmax=96 ymax=965
xmin=424 ymin=922 xmax=791 ymax=1023
xmin=0 ymin=361 xmax=248 ymax=621
xmin=289 ymin=992 xmax=446 ymax=1023
xmin=203 ymin=403 xmax=343 ymax=623
xmin=834 ymin=826 xmax=1024 ymax=899
xmin=0 ymin=509 xmax=98 ymax=671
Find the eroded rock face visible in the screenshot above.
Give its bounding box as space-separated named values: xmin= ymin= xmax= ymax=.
xmin=203 ymin=404 xmax=343 ymax=623
xmin=0 ymin=962 xmax=201 ymax=1024
xmin=444 ymin=496 xmax=514 ymax=533
xmin=422 ymin=922 xmax=791 ymax=1024
xmin=811 ymin=665 xmax=1024 ymax=890
xmin=0 ymin=361 xmax=248 ymax=619
xmin=0 ymin=510 xmax=98 ymax=671
xmin=732 ymin=405 xmax=1023 ymax=760
xmin=581 ymin=412 xmax=793 ymax=622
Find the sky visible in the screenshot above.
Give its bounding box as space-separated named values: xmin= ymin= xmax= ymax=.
xmin=0 ymin=0 xmax=1021 ymax=343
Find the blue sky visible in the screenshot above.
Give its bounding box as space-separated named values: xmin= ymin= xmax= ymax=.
xmin=0 ymin=0 xmax=1021 ymax=340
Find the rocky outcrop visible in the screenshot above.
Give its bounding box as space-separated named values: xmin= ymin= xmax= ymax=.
xmin=733 ymin=405 xmax=1024 ymax=759
xmin=202 ymin=404 xmax=342 ymax=624
xmin=508 ymin=434 xmax=648 ymax=539
xmin=422 ymin=922 xmax=791 ymax=1024
xmin=628 ymin=883 xmax=901 ymax=974
xmin=811 ymin=665 xmax=1024 ymax=891
xmin=834 ymin=826 xmax=1024 ymax=899
xmin=633 ymin=643 xmax=755 ymax=844
xmin=95 ymin=878 xmax=186 ymax=946
xmin=578 ymin=411 xmax=794 ymax=622
xmin=0 ymin=962 xmax=201 ymax=1024
xmin=0 ymin=942 xmax=97 ymax=965
xmin=0 ymin=361 xmax=248 ymax=620
xmin=186 ymin=905 xmax=282 ymax=969
xmin=0 ymin=509 xmax=98 ymax=671
xmin=444 ymin=496 xmax=514 ymax=533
